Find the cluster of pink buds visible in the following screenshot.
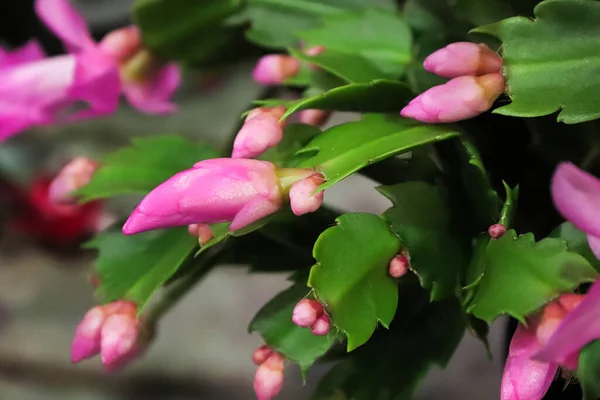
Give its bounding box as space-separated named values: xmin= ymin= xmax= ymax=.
xmin=388 ymin=254 xmax=410 ymax=278
xmin=71 ymin=300 xmax=150 ymax=371
xmin=401 ymin=42 xmax=505 ymax=123
xmin=188 ymin=223 xmax=214 ymax=245
xmin=252 ymin=345 xmax=285 ymax=400
xmin=292 ymin=299 xmax=331 ymax=336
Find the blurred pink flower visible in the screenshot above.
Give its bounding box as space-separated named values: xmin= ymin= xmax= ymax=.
xmin=48 ymin=157 xmax=98 ymax=205
xmin=253 ymin=54 xmax=300 ymax=85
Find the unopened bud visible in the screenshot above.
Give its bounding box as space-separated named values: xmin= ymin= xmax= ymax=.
xmin=488 ymin=223 xmax=507 ymax=239
xmin=188 ymin=223 xmax=214 ymax=245
xmin=424 ymin=42 xmax=502 ymax=78
xmin=254 ymin=352 xmax=285 ymax=400
xmin=98 ymin=26 xmax=142 ymax=64
xmin=49 ymin=157 xmax=98 ymax=205
xmin=298 ymin=109 xmax=330 ymax=127
xmin=253 ymin=55 xmax=300 ymax=85
xmin=71 ymin=306 xmax=106 ymax=363
xmin=232 ymin=107 xmax=286 ymax=159
xmin=536 ymin=301 xmax=568 ymax=346
xmin=292 ymin=299 xmax=323 ymax=328
xmin=311 ymin=314 xmax=331 ymax=336
xmin=289 ymin=174 xmax=325 ymax=216
xmin=389 ymin=254 xmax=409 ymax=278
xmin=100 ymin=311 xmax=141 ymax=371
xmin=558 ymin=293 xmax=585 ymax=313
xmin=252 ymin=345 xmax=274 ymax=366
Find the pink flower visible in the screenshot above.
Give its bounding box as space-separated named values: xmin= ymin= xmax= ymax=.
xmin=49 ymin=157 xmax=98 ymax=205
xmin=188 ymin=223 xmax=214 ymax=245
xmin=254 ymin=352 xmax=285 ymax=400
xmin=0 ymin=0 xmax=180 ymax=140
xmin=389 ymin=254 xmax=409 ymax=278
xmin=72 ymin=300 xmax=147 ymax=371
xmin=232 ymin=106 xmax=287 ymax=159
xmin=252 ymin=54 xmax=300 ymax=85
xmin=122 ymin=158 xmax=317 ymax=235
xmin=292 ymin=299 xmax=324 ymax=328
xmin=298 ymin=109 xmax=331 ymax=127
xmin=289 ymin=173 xmax=325 ymax=216
xmin=311 ymin=314 xmax=331 ymax=336
xmin=424 ymin=42 xmax=502 ymax=78
xmin=400 ymin=73 xmax=505 ymax=123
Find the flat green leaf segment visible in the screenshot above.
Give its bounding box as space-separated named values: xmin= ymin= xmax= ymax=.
xmin=550 ymin=222 xmax=600 ymax=273
xmin=577 ymin=340 xmax=600 ymax=400
xmin=77 ymin=135 xmax=218 ymax=202
xmin=467 ymin=229 xmax=598 ymax=323
xmin=249 ymin=281 xmax=337 ymax=374
xmin=379 ymin=182 xmax=466 ymax=300
xmin=308 ymin=213 xmax=402 ymax=351
xmin=475 ymin=0 xmax=600 ymax=124
xmin=296 ymin=114 xmax=460 ymax=190
xmin=243 ymin=0 xmax=396 ymax=49
xmin=297 ymin=9 xmax=413 ymax=79
xmin=85 ymin=226 xmax=197 ymax=311
xmin=312 ymin=284 xmax=465 ymax=400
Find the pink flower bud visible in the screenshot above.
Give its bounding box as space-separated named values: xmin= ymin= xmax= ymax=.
xmin=557 ymin=293 xmax=585 ymax=313
xmin=252 ymin=345 xmax=274 ymax=366
xmin=254 ymin=352 xmax=285 ymax=400
xmin=49 ymin=157 xmax=98 ymax=205
xmin=292 ymin=299 xmax=324 ymax=328
xmin=98 ymin=26 xmax=142 ymax=64
xmin=389 ymin=254 xmax=409 ymax=278
xmin=232 ymin=107 xmax=287 ymax=159
xmin=488 ymin=223 xmax=507 ymax=239
xmin=423 ymin=42 xmax=502 ymax=78
xmin=100 ymin=309 xmax=141 ymax=371
xmin=289 ymin=173 xmax=325 ymax=216
xmin=537 ymin=301 xmax=568 ymax=347
xmin=188 ymin=223 xmax=214 ymax=245
xmin=123 ymin=159 xmax=316 ymax=235
xmin=298 ymin=109 xmax=331 ymax=127
xmin=311 ymin=314 xmax=331 ymax=336
xmin=253 ymin=55 xmax=300 ymax=85
xmin=304 ymin=46 xmax=325 ymax=57
xmin=400 ymin=73 xmax=505 ymax=124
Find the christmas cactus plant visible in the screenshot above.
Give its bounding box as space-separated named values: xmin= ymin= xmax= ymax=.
xmin=4 ymin=0 xmax=600 ymax=399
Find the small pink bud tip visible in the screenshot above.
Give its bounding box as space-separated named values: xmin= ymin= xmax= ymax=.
xmin=49 ymin=157 xmax=98 ymax=205
xmin=389 ymin=254 xmax=409 ymax=278
xmin=252 ymin=345 xmax=274 ymax=366
xmin=304 ymin=46 xmax=325 ymax=57
xmin=188 ymin=223 xmax=214 ymax=245
xmin=98 ymin=26 xmax=142 ymax=64
xmin=423 ymin=42 xmax=502 ymax=78
xmin=311 ymin=314 xmax=331 ymax=336
xmin=254 ymin=352 xmax=285 ymax=400
xmin=400 ymin=73 xmax=505 ymax=124
xmin=537 ymin=301 xmax=568 ymax=347
xmin=71 ymin=306 xmax=106 ymax=363
xmin=289 ymin=173 xmax=325 ymax=216
xmin=298 ymin=109 xmax=331 ymax=127
xmin=488 ymin=223 xmax=507 ymax=239
xmin=252 ymin=55 xmax=300 ymax=85
xmin=292 ymin=299 xmax=324 ymax=327
xmin=232 ymin=107 xmax=287 ymax=159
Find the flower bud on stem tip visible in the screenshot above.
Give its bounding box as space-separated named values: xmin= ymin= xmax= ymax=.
xmin=423 ymin=42 xmax=502 ymax=78
xmin=488 ymin=223 xmax=507 ymax=239
xmin=253 ymin=54 xmax=300 ymax=85
xmin=389 ymin=254 xmax=409 ymax=278
xmin=188 ymin=223 xmax=213 ymax=245
xmin=253 ymin=345 xmax=274 ymax=366
xmin=254 ymin=352 xmax=285 ymax=400
xmin=292 ymin=299 xmax=323 ymax=328
xmin=289 ymin=174 xmax=325 ymax=216
xmin=311 ymin=314 xmax=331 ymax=336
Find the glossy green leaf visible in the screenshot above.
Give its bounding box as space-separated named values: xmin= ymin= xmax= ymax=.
xmin=312 ymin=283 xmax=465 ymax=400
xmin=474 ymin=0 xmax=600 ymax=124
xmin=467 ymin=229 xmax=598 ymax=323
xmin=257 ymin=80 xmax=413 ymax=119
xmin=550 ymin=222 xmax=600 ymax=273
xmin=85 ymin=226 xmax=197 ymax=311
xmin=249 ymin=281 xmax=338 ymax=374
xmin=308 ymin=213 xmax=402 ymax=351
xmin=577 ymin=340 xmax=600 ymax=400
xmin=244 ymin=0 xmax=397 ymax=49
xmin=77 ymin=135 xmax=218 ymax=202
xmin=259 ymin=123 xmax=322 ymax=167
xmin=297 ymin=9 xmax=412 ymax=79
xmin=379 ymin=182 xmax=467 ymax=300
xmin=296 ymin=114 xmax=460 ymax=190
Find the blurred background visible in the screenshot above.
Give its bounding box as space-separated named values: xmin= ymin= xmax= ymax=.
xmin=0 ymin=1 xmax=511 ymax=399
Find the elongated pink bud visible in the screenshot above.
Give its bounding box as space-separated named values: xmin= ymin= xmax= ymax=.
xmin=49 ymin=157 xmax=98 ymax=205
xmin=253 ymin=345 xmax=274 ymax=366
xmin=100 ymin=303 xmax=141 ymax=371
xmin=292 ymin=299 xmax=324 ymax=328
xmin=123 ymin=159 xmax=316 ymax=235
xmin=232 ymin=107 xmax=287 ymax=159
xmin=424 ymin=42 xmax=502 ymax=78
xmin=188 ymin=223 xmax=214 ymax=245
xmin=298 ymin=109 xmax=330 ymax=127
xmin=289 ymin=173 xmax=325 ymax=216
xmin=254 ymin=352 xmax=285 ymax=400
xmin=311 ymin=314 xmax=331 ymax=336
xmin=389 ymin=254 xmax=409 ymax=278
xmin=253 ymin=55 xmax=300 ymax=85
xmin=488 ymin=223 xmax=507 ymax=239
xmin=400 ymin=73 xmax=505 ymax=124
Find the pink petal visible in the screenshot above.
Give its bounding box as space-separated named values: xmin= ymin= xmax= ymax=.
xmin=122 ymin=64 xmax=181 ymax=115
xmin=0 ymin=40 xmax=46 ymax=67
xmin=534 ymin=280 xmax=600 ymax=368
xmin=551 ymin=162 xmax=600 ymax=239
xmin=35 ymin=0 xmax=95 ymax=52
xmin=502 ymin=323 xmax=557 ymax=400
xmin=588 ymin=235 xmax=600 ymax=260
